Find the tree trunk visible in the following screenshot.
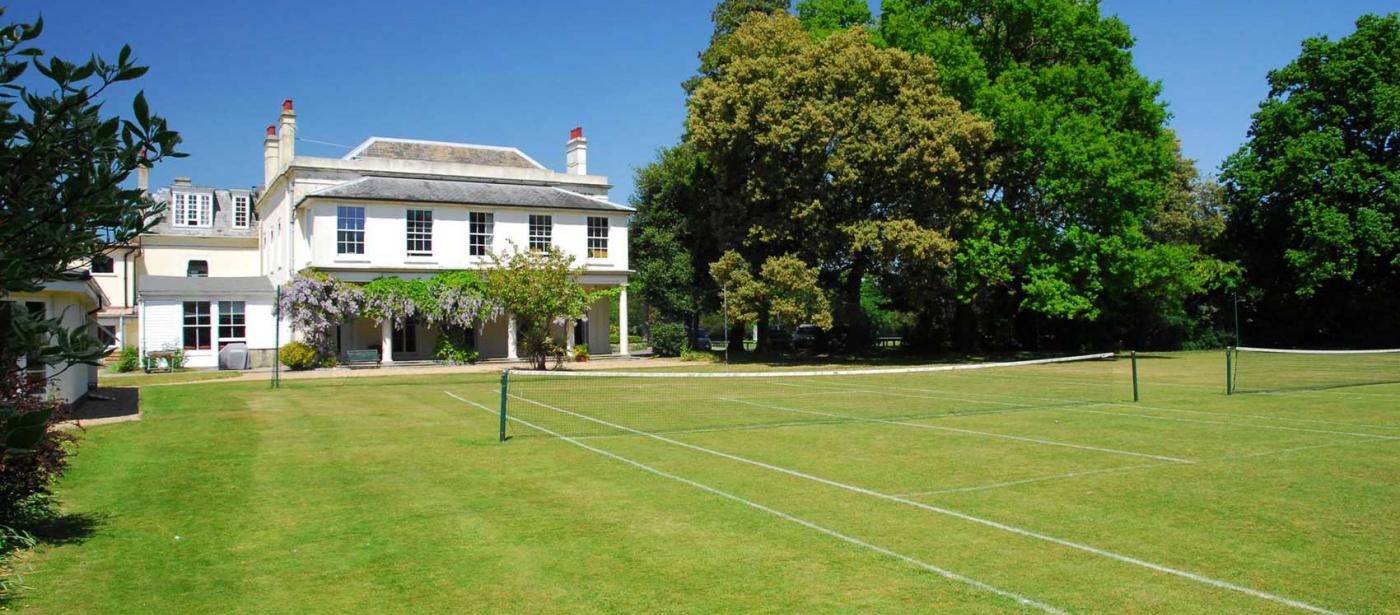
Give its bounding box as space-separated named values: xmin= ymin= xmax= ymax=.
xmin=841 ymin=257 xmax=872 ymax=352
xmin=755 ymin=312 xmax=771 ymax=353
xmin=953 ymin=301 xmax=979 ymax=353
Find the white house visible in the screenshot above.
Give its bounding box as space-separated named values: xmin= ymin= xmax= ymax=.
xmin=135 ymin=178 xmax=288 ymax=369
xmin=256 ymin=99 xmax=633 ymax=363
xmin=7 ymin=273 xmax=104 ymax=404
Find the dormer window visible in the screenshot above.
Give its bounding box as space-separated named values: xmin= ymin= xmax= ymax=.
xmin=187 ymin=260 xmax=208 ymax=277
xmin=90 ymin=254 xmax=114 ymax=274
xmin=172 ymin=192 xmax=212 ymax=227
xmin=232 ymin=194 xmax=251 ymax=229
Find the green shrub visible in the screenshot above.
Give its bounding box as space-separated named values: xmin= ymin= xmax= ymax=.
xmin=650 ymin=322 xmax=686 ymax=357
xmin=680 ymin=348 xmax=716 ymax=362
xmin=110 ymin=345 xmax=140 ymax=373
xmin=434 ymin=333 xmax=480 ymax=366
xmin=573 ymin=344 xmax=589 ymax=362
xmin=279 ymin=341 xmax=319 ymax=371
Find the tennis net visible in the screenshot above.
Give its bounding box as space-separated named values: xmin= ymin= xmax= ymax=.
xmin=497 ymin=353 xmax=1121 ymax=441
xmin=1229 ymin=347 xmax=1400 ymax=394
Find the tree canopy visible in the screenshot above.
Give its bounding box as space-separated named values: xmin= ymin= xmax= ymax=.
xmin=1221 ymin=13 xmax=1400 ymax=345
xmin=686 ymin=11 xmax=994 ymax=348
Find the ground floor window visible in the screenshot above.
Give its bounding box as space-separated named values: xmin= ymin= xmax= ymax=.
xmin=218 ymin=301 xmax=246 ymax=347
xmin=393 ymin=319 xmax=417 ymax=354
xmin=183 ymin=301 xmax=212 ymax=350
xmin=98 ymin=324 xmax=118 ymax=347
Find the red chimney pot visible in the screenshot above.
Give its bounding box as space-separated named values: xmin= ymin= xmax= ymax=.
xmin=282 ymin=98 xmax=294 ymax=111
xmin=569 ymin=126 xmax=583 ymax=140
xmin=266 ymin=125 xmax=276 ymax=137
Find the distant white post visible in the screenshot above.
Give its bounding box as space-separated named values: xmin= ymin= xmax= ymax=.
xmin=507 ymin=314 xmax=518 ymax=360
xmin=618 ymin=284 xmax=629 ymax=356
xmin=380 ymin=320 xmax=394 ymax=364
xmin=565 ymin=319 xmax=575 ymax=352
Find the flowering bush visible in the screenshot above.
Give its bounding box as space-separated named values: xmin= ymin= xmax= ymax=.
xmin=279 ymin=270 xmax=364 ymax=358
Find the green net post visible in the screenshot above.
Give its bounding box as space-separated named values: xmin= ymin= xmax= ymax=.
xmin=1131 ymin=350 xmax=1139 ymax=402
xmin=499 ymin=369 xmax=509 ymax=442
xmin=271 ymin=285 xmax=281 ymax=389
xmin=1225 ymin=347 xmax=1233 ymax=395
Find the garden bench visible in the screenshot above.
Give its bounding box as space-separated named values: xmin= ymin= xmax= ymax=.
xmin=345 ymin=349 xmax=381 ymax=369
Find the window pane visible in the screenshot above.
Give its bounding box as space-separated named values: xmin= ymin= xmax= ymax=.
xmin=183 ymin=301 xmax=211 ymax=349
xmin=91 ymin=254 xmax=114 ymax=273
xmin=337 ymin=206 xmax=366 ymax=254
xmin=529 ymin=215 xmax=552 ymax=252
xmin=469 ymin=212 xmax=494 ymax=256
xmin=587 ymin=216 xmax=609 ymax=258
xmin=406 ymin=209 xmax=433 ymax=255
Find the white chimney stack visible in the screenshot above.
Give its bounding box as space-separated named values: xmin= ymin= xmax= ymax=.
xmin=565 ymin=126 xmax=587 ymax=175
xmin=263 ymin=125 xmax=279 ymax=187
xmin=278 ymin=98 xmax=296 ymax=171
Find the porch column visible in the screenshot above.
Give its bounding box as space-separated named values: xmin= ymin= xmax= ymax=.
xmin=565 ymin=319 xmax=575 ymax=352
xmin=381 ymin=319 xmax=394 ymax=364
xmin=507 ymin=314 xmax=518 ymax=360
xmin=618 ymin=284 xmax=629 ymax=355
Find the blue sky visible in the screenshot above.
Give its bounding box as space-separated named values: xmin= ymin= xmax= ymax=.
xmin=6 ymin=1 xmax=1396 ymax=201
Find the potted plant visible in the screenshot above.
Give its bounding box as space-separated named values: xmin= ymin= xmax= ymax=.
xmin=573 ymin=343 xmax=589 ymax=363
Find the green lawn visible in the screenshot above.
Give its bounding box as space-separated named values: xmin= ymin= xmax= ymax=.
xmin=100 ymin=370 xmax=242 ymax=386
xmin=17 ymin=351 xmax=1400 ymax=612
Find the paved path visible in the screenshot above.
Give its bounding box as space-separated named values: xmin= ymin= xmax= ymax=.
xmin=121 ymin=356 xmax=700 ymax=386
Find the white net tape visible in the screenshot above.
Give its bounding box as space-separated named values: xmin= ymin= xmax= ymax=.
xmin=507 ymin=352 xmax=1115 ymax=379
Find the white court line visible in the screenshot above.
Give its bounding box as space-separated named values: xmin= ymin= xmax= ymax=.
xmin=445 ymin=392 xmax=1065 ymax=613
xmin=723 ymin=397 xmax=1194 ymax=465
xmin=786 ymin=376 xmax=1400 ymax=432
xmin=499 ymin=392 xmax=1339 ymax=614
xmin=1083 ymin=406 xmax=1400 ymax=441
xmin=894 ymin=463 xmax=1175 ymax=497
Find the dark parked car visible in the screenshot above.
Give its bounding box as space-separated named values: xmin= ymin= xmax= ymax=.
xmin=693 ymin=329 xmax=712 ymax=351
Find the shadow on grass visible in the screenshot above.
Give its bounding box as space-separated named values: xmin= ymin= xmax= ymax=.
xmin=23 ymin=511 xmax=102 ymax=547
xmin=1 ymin=511 xmax=102 ymax=607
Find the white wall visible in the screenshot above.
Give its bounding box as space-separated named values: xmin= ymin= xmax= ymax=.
xmin=8 ymin=290 xmax=98 ymax=403
xmin=306 ymin=200 xmax=629 ymax=273
xmin=142 ymin=245 xmax=261 ymax=277
xmin=140 ymin=296 xmax=285 ymax=369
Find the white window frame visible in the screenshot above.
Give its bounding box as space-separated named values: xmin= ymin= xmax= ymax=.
xmin=468 ymin=211 xmax=494 ymax=257
xmin=587 ymin=216 xmax=609 ymax=259
xmin=232 ymin=194 xmax=251 ymax=229
xmin=217 ymin=301 xmax=246 ymax=346
xmin=528 ymin=214 xmax=552 ymax=252
xmin=337 ymin=206 xmax=366 ymax=255
xmin=182 ymin=301 xmax=212 ymax=350
xmin=406 ymin=209 xmax=433 ymax=257
xmin=172 ymin=192 xmax=212 ymax=228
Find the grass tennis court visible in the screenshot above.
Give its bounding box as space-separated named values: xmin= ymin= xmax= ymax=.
xmin=19 ymin=351 xmax=1400 ymax=612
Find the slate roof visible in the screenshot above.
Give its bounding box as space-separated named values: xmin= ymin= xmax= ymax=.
xmin=139 ymin=276 xmax=274 ymax=296
xmin=308 ymin=177 xmax=633 ymax=212
xmin=345 ymin=137 xmax=544 ymax=170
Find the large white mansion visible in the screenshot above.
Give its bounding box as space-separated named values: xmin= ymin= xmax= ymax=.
xmin=92 ymin=99 xmax=631 ymax=373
